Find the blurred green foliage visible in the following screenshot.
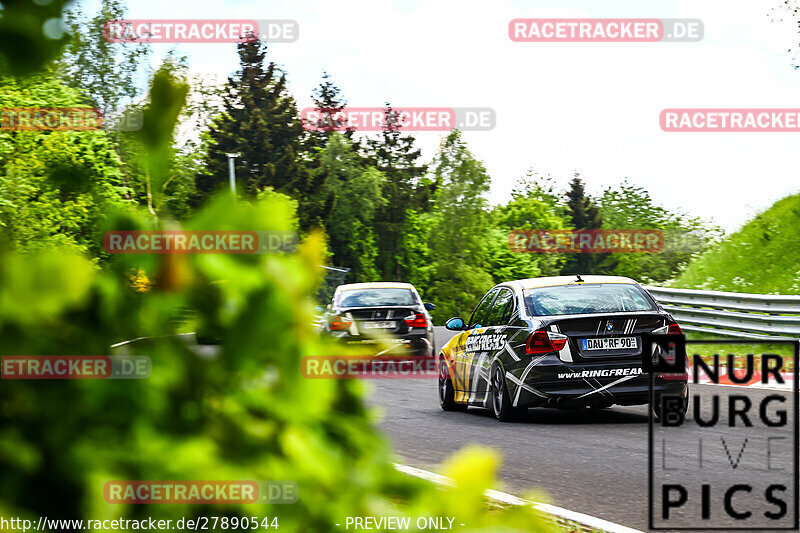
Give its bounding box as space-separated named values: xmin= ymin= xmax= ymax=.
xmin=0 ymin=179 xmax=555 ymax=533
xmin=0 ymin=0 xmax=72 ymax=75
xmin=0 ymin=2 xmax=729 ymax=527
xmin=0 ymin=37 xmax=555 ymax=532
xmin=0 ymin=74 xmax=128 ymax=256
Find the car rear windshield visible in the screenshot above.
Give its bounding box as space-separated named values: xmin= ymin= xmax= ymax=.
xmin=523 ymin=283 xmax=656 ymax=316
xmin=338 ymin=288 xmax=417 ymax=308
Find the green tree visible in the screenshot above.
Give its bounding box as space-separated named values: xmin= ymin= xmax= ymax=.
xmin=489 ymin=172 xmax=571 ymax=283
xmin=57 ymin=0 xmax=150 ymax=119
xmin=316 ymin=134 xmax=384 ymax=282
xmin=566 ymin=175 xmax=601 ymax=231
xmin=294 ymin=72 xmax=355 ymax=231
xmin=195 ymin=39 xmax=309 ymax=201
xmin=598 ymin=180 xmax=718 ymax=282
xmin=56 ymin=0 xmax=155 ymax=210
xmin=0 ymin=74 xmax=128 ymax=256
xmin=424 ymin=130 xmax=494 ymax=321
xmin=363 ymin=105 xmax=432 ymax=280
xmin=401 ymin=208 xmax=434 ymax=294
xmin=305 ymin=71 xmax=355 ymax=150
xmin=564 ymin=174 xmax=615 ymax=275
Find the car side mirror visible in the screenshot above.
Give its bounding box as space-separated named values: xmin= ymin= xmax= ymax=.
xmin=424 ymin=302 xmax=435 ymax=311
xmin=445 ymin=317 xmax=466 ymax=331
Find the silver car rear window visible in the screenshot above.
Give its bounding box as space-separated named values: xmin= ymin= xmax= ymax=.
xmin=337 ymin=288 xmax=417 ymax=308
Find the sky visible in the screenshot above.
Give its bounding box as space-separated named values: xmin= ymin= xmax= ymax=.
xmin=76 ymin=0 xmax=800 ymax=232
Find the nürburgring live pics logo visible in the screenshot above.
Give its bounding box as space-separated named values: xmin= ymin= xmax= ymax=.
xmin=646 ymin=338 xmax=799 ymax=530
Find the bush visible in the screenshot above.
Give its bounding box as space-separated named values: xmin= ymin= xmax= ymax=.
xmin=0 ymin=192 xmax=554 ymax=532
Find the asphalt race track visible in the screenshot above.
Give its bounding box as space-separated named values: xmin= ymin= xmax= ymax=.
xmin=365 ymin=327 xmax=797 ymax=531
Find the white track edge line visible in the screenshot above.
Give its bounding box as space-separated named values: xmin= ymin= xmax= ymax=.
xmin=394 ymin=463 xmax=643 ymax=533
xmin=110 ymin=332 xmax=195 ymax=348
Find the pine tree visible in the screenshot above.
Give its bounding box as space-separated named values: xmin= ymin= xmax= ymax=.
xmin=564 ymin=174 xmax=616 ymax=275
xmin=295 ymin=72 xmax=352 ymax=229
xmin=362 ymin=105 xmax=433 ymax=280
xmin=306 ymin=71 xmax=354 ymax=150
xmin=195 ymin=39 xmax=308 ymax=200
xmin=566 ymin=175 xmax=602 ymax=230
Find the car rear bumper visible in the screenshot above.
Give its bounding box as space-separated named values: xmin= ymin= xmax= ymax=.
xmin=507 ymin=355 xmax=687 ymax=408
xmin=332 ymin=332 xmax=434 ymax=356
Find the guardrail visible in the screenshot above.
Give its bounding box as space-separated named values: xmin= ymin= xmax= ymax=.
xmin=644 ymin=286 xmax=800 ymax=340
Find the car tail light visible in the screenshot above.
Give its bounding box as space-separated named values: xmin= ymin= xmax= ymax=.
xmin=329 ymin=315 xmax=352 ymax=330
xmin=654 ymin=323 xmax=683 ymax=335
xmin=654 ymin=322 xmax=685 ymax=378
xmin=526 ymin=330 xmax=568 ymax=355
xmin=658 ymin=371 xmax=689 ymax=380
xmin=404 ymin=313 xmax=427 ymax=328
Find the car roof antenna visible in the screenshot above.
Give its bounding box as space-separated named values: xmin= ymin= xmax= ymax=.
xmin=575 ymin=274 xmax=583 ymax=282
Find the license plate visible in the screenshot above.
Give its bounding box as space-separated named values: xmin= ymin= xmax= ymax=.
xmin=362 ymin=321 xmax=395 ymax=329
xmin=582 ymin=337 xmax=637 ymax=350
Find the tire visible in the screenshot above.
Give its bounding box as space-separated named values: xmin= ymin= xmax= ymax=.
xmin=439 ymin=359 xmax=466 ymax=412
xmin=491 ymin=364 xmax=524 ymax=422
xmin=653 ymin=386 xmax=689 ymax=421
